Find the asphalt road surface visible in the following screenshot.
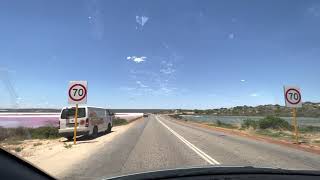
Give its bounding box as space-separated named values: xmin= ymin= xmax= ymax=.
xmin=63 ymin=115 xmax=320 ymax=179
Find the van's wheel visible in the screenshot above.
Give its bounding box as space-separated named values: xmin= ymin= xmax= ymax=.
xmin=91 ymin=126 xmax=98 ymax=138
xmin=66 ymin=136 xmax=73 ymax=141
xmin=107 ymin=123 xmax=112 ymax=133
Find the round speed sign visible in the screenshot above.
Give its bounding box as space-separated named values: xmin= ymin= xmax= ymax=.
xmin=69 ymin=84 xmax=87 ymax=102
xmin=285 ymin=88 xmax=301 ymax=105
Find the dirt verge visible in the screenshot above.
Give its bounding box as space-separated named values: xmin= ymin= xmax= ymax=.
xmin=0 ymin=118 xmax=142 ymax=178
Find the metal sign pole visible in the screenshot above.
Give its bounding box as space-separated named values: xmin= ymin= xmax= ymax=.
xmin=74 ymin=104 xmax=79 ymax=145
xmin=292 ymin=108 xmax=299 ymax=144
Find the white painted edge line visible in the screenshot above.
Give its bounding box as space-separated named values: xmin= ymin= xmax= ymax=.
xmin=156 ymin=116 xmax=220 ymax=165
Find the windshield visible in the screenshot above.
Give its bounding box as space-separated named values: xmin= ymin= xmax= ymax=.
xmin=0 ymin=0 xmax=320 ymax=179
xmin=60 ymin=108 xmax=86 ymax=119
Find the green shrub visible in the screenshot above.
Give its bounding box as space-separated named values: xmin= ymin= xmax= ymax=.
xmin=33 ymin=142 xmax=42 ymax=146
xmin=216 ymin=120 xmax=222 ymax=126
xmin=29 ymin=127 xmax=60 ymax=139
xmin=0 ymin=126 xmax=60 ymax=141
xmin=241 ymin=119 xmax=258 ymax=129
xmin=258 ymin=116 xmax=291 ymax=130
xmin=215 ymin=120 xmax=237 ymax=129
xmin=14 ymin=147 xmax=23 ymax=152
xmin=113 ymin=119 xmax=128 ymax=126
xmin=256 ymin=129 xmax=292 ymax=138
xmin=63 ymin=143 xmax=72 ymax=149
xmin=299 ymin=125 xmax=320 ymax=133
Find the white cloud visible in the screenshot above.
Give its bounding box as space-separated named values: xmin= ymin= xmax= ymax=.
xmin=228 ymin=33 xmax=235 ymax=39
xmin=160 ymin=61 xmax=176 ymax=74
xmin=240 ymin=79 xmax=246 ymax=82
xmin=308 ymin=6 xmax=320 ymax=17
xmin=160 ymin=87 xmax=172 ymax=94
xmin=136 ymin=81 xmax=148 ymax=88
xmin=127 ymin=56 xmax=147 ymax=63
xmin=125 ymin=53 xmax=182 ymax=98
xmin=136 ymin=16 xmax=149 ymax=27
xmin=250 ymin=93 xmax=259 ymax=97
xmin=160 ymin=68 xmax=175 ymax=74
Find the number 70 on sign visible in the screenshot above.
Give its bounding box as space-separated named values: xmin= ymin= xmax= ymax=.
xmin=68 ymin=81 xmax=88 ymax=104
xmin=284 ymin=86 xmax=302 ymax=108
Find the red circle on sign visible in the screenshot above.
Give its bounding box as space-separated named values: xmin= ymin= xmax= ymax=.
xmin=68 ymin=84 xmax=87 ymax=101
xmin=285 ymin=88 xmax=301 ymax=105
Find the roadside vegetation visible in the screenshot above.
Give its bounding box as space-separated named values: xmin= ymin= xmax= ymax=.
xmin=241 ymin=116 xmax=291 ymax=130
xmin=170 ymin=115 xmax=320 ymax=145
xmin=207 ymin=120 xmax=237 ymax=129
xmin=0 ymin=126 xmax=61 ymax=143
xmin=63 ymin=142 xmax=72 ymax=149
xmin=171 ymin=102 xmax=320 ymax=117
xmin=113 ymin=118 xmax=129 ymax=126
xmin=0 ymin=118 xmax=132 ymax=144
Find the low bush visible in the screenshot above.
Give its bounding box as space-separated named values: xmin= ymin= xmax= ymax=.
xmin=299 ymin=125 xmax=320 ymax=133
xmin=0 ymin=126 xmax=60 ymax=141
xmin=241 ymin=116 xmax=291 ymax=130
xmin=33 ymin=142 xmax=42 ymax=146
xmin=63 ymin=143 xmax=72 ymax=149
xmin=14 ymin=147 xmax=23 ymax=152
xmin=258 ymin=116 xmax=291 ymax=130
xmin=29 ymin=127 xmax=60 ymax=139
xmin=113 ymin=119 xmax=128 ymax=126
xmin=256 ymin=129 xmax=293 ymax=139
xmin=241 ymin=119 xmax=258 ymax=129
xmin=215 ymin=120 xmax=237 ymax=129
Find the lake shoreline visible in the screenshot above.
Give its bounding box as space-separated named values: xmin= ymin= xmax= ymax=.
xmin=180 ymin=114 xmax=320 ymax=127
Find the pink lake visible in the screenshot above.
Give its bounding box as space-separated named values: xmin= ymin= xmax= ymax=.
xmin=0 ymin=114 xmax=59 ymax=128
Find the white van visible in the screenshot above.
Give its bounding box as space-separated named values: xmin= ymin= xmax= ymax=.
xmin=58 ymin=106 xmax=113 ymax=140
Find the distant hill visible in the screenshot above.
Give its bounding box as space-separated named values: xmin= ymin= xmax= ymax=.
xmin=2 ymin=102 xmax=320 ymax=117
xmin=172 ymin=102 xmax=320 ymax=118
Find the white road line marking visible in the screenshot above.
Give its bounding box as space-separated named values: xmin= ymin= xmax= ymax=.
xmin=156 ymin=116 xmax=220 ymax=165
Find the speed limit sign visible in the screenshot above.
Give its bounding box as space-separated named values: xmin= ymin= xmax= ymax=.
xmin=284 ymin=86 xmax=302 ymax=108
xmin=68 ymin=81 xmax=87 ymax=104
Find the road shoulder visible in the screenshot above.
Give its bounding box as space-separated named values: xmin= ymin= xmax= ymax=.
xmin=0 ymin=119 xmax=142 ymax=178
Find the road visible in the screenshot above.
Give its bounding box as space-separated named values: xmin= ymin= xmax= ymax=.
xmin=62 ymin=115 xmax=320 ymax=179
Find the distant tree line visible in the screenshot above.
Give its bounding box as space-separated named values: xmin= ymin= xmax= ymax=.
xmin=170 ymin=102 xmax=320 ymax=118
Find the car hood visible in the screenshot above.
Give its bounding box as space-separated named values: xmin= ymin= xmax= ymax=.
xmin=103 ymin=166 xmax=320 ymax=180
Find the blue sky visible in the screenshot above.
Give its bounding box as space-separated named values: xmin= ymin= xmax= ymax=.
xmin=0 ymin=0 xmax=320 ymax=109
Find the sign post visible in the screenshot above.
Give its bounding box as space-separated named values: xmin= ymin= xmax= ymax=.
xmin=68 ymin=81 xmax=87 ymax=145
xmin=73 ymin=104 xmax=78 ymax=145
xmin=284 ymin=86 xmax=302 ymax=144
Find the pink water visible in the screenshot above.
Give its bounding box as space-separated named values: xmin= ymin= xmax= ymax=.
xmin=0 ymin=116 xmax=59 ymax=128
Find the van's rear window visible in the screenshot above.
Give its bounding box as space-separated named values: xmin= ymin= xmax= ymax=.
xmin=61 ymin=108 xmax=86 ymax=119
